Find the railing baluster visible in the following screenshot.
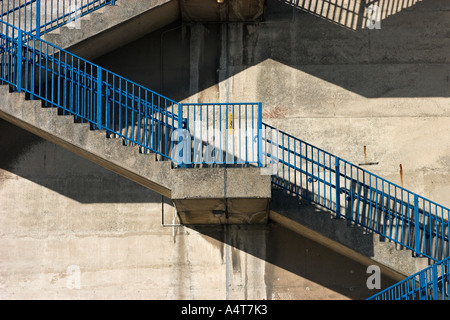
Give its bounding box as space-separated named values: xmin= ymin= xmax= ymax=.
xmin=414 ymin=194 xmax=421 ymax=257
xmin=96 ymin=66 xmax=102 ymax=129
xmin=177 ymin=103 xmax=183 ymax=167
xmin=36 ymin=0 xmax=41 ymax=37
xmin=335 ymin=156 xmax=341 ymax=219
xmin=16 ymin=29 xmax=22 ymax=92
xmin=257 ymin=102 xmax=262 ymax=167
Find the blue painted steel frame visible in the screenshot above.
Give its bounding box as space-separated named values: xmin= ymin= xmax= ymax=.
xmin=180 ymin=102 xmax=262 ymax=166
xmin=367 ymin=256 xmax=450 ymax=300
xmin=2 ymin=5 xmax=450 ymax=298
xmin=262 ymin=122 xmax=450 ymax=263
xmin=2 ymin=20 xmax=449 ymax=266
xmin=0 ymin=21 xmax=263 ymax=167
xmin=0 ymin=21 xmax=181 ymax=162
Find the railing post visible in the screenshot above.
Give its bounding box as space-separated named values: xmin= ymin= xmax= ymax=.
xmin=97 ymin=67 xmax=102 ymax=130
xmin=419 ymin=271 xmax=426 ymax=300
xmin=30 ymin=46 xmax=35 ymax=100
xmin=36 ymin=0 xmax=41 ymax=38
xmin=432 ymin=263 xmax=439 ymax=300
xmin=414 ymin=194 xmax=421 ymax=257
xmin=335 ymin=156 xmax=341 ymax=219
xmin=257 ymin=102 xmax=263 ymax=167
xmin=177 ymin=103 xmax=184 ymax=167
xmin=16 ymin=29 xmax=23 ymax=92
xmin=105 ymin=85 xmax=110 ymax=132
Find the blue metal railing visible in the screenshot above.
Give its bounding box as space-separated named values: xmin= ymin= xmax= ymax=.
xmin=262 ymin=123 xmax=450 ymax=263
xmin=367 ymin=256 xmax=450 ymax=300
xmin=0 ymin=0 xmax=115 ymax=38
xmin=2 ymin=4 xmax=450 ymax=299
xmin=0 ymin=22 xmax=181 ymax=161
xmin=180 ymin=103 xmax=262 ymax=166
xmin=0 ymin=22 xmax=264 ymax=166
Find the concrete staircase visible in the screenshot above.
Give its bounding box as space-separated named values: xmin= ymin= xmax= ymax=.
xmin=0 ymin=0 xmax=441 ymax=288
xmin=0 ymin=78 xmax=433 ymax=281
xmin=269 ymin=189 xmax=430 ymax=281
xmin=0 ymin=84 xmax=271 ymax=225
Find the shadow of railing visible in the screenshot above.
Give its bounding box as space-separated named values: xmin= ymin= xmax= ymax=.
xmin=262 ymin=122 xmax=450 ymax=265
xmin=279 ymin=0 xmax=424 ymax=30
xmin=368 ymin=255 xmax=450 ymax=300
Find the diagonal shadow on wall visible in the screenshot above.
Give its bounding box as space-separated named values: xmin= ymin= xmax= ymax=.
xmin=0 ymin=0 xmax=444 ymax=299
xmin=94 ymin=0 xmax=449 ymax=102
xmin=87 ymin=0 xmax=446 ymax=297
xmin=192 ymin=217 xmax=399 ymax=300
xmin=0 ymin=118 xmax=399 ymax=299
xmin=0 ymin=118 xmax=161 ymax=203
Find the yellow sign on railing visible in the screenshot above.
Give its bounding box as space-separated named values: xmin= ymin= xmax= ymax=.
xmin=228 ymin=112 xmax=233 ymax=134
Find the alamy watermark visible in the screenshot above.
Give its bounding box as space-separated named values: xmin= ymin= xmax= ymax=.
xmin=170 ymin=126 xmax=279 ymax=176
xmin=53 ymin=5 xmax=83 ymax=30
xmin=366 ymin=4 xmax=381 ymax=30
xmin=366 ymin=265 xmax=381 ymax=290
xmin=66 ymin=265 xmax=81 ymax=290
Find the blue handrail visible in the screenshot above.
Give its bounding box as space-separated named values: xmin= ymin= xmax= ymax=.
xmin=0 ymin=1 xmax=37 ymax=18
xmin=0 ymin=21 xmax=263 ymax=166
xmin=180 ymin=103 xmax=262 ymax=166
xmin=367 ymin=256 xmax=450 ymax=300
xmin=2 ymin=5 xmax=450 ymax=299
xmin=262 ymin=123 xmax=450 ymax=263
xmin=0 ymin=21 xmax=180 ymax=161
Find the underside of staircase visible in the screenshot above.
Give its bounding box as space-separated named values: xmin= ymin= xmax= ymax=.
xmin=270 ymin=189 xmax=430 ymax=281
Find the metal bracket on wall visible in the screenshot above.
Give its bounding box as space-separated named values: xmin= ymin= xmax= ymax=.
xmin=161 ymin=195 xmax=182 ymax=228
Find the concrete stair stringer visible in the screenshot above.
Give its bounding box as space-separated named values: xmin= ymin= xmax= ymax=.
xmin=269 ymin=189 xmax=430 ymax=282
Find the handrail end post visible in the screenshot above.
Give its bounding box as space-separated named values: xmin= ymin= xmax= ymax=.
xmin=257 ymin=102 xmax=263 ymax=168
xmin=96 ymin=67 xmax=102 ymax=130
xmin=177 ymin=103 xmax=184 ymax=168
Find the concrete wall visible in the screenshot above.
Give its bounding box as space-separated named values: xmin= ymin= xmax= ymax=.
xmin=94 ymin=0 xmax=450 ymax=209
xmin=0 ymin=120 xmax=397 ymax=299
xmin=1 ymin=0 xmax=449 ymax=300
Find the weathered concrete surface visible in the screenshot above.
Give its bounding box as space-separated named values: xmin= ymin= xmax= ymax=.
xmin=173 ymin=167 xmax=270 ymax=224
xmin=0 ymin=122 xmax=399 ymax=299
xmin=93 ymin=0 xmax=450 ymax=281
xmin=1 ymin=0 xmax=448 ymax=299
xmin=0 ymin=85 xmax=271 ymax=225
xmin=269 ymin=189 xmax=429 ymax=278
xmin=180 ymin=0 xmax=265 ymax=22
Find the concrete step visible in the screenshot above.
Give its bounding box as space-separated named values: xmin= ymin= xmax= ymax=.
xmin=0 ymin=85 xmax=271 ymax=225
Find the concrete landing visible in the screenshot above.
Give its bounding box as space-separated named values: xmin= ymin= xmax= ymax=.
xmin=0 ymin=85 xmax=271 ymax=225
